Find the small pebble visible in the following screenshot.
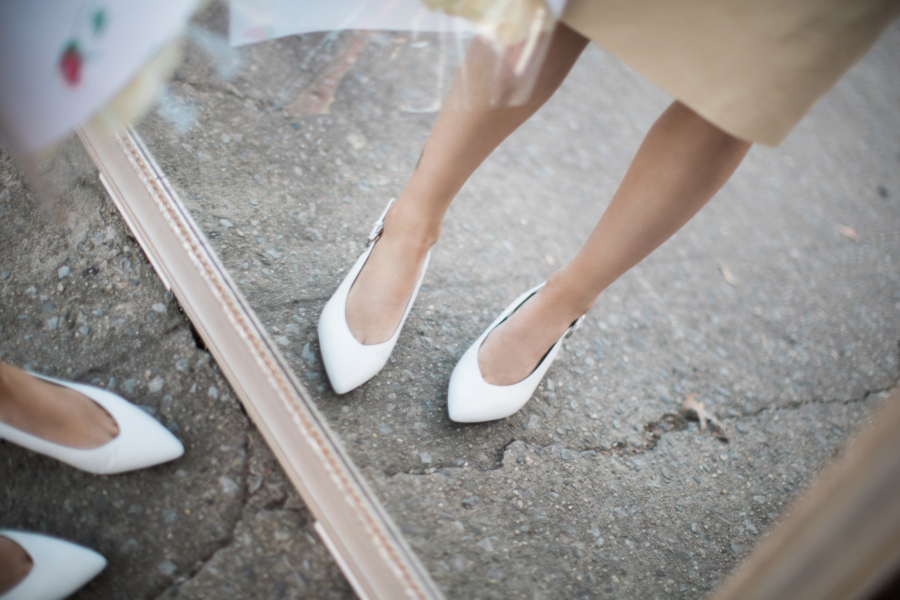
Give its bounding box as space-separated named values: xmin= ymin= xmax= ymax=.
xmin=152 ymin=303 xmax=167 ymax=313
xmin=158 ymin=560 xmax=178 ymax=576
xmin=58 ymin=266 xmax=70 ymax=278
xmin=461 ymin=496 xmax=479 ymax=508
xmin=219 ymin=475 xmax=239 ymax=495
xmin=301 ymin=342 xmax=316 ymax=365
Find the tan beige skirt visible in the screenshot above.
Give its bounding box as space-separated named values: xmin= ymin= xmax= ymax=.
xmin=561 ymin=0 xmax=900 ymax=146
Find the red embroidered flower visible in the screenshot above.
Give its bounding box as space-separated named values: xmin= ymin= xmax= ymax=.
xmin=59 ymin=42 xmax=83 ymax=87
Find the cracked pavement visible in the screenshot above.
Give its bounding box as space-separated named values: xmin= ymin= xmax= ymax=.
xmin=24 ymin=1 xmax=897 ymax=597
xmin=0 ymin=140 xmax=352 ymax=599
xmin=368 ymin=390 xmax=894 ymax=598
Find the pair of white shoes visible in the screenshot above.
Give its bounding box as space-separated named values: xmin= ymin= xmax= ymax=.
xmin=318 ymin=200 xmax=584 ymax=422
xmin=0 ymin=373 xmax=184 ymax=599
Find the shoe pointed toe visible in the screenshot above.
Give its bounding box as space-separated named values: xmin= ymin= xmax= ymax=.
xmin=447 ymin=347 xmax=493 ymax=423
xmin=0 ymin=530 xmax=106 ymax=600
xmin=318 ymin=320 xmax=390 ymax=394
xmin=100 ymin=404 xmax=184 ymax=474
xmin=446 ymin=381 xmax=475 ymax=423
xmin=446 ymin=386 xmax=488 ymax=423
xmin=318 ymin=287 xmax=394 ymax=394
xmin=447 ymin=344 xmax=536 ymax=423
xmin=1 ymin=374 xmax=184 ymax=475
xmin=447 ymin=283 xmax=579 ymax=424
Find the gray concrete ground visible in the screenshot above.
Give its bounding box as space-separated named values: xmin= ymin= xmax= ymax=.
xmin=0 ymin=140 xmax=352 ymax=598
xmin=135 ymin=4 xmax=900 ymax=597
xmin=3 ymin=0 xmax=898 ymax=596
xmin=135 ymin=3 xmax=900 ymax=598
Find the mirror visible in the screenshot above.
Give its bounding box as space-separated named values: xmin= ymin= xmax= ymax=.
xmin=134 ymin=3 xmax=900 ymax=597
xmin=0 ymin=137 xmax=354 ymax=597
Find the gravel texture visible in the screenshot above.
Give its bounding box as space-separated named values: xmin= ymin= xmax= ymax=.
xmin=0 ymin=139 xmax=352 ymax=599
xmin=129 ymin=3 xmax=900 ymax=598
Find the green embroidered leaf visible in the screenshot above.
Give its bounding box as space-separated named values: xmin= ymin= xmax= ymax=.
xmin=92 ymin=9 xmax=107 ymax=36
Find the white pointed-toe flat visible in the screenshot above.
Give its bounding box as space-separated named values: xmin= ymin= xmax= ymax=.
xmin=0 ymin=530 xmax=106 ymax=600
xmin=447 ymin=283 xmax=584 ymax=423
xmin=318 ymin=199 xmax=431 ymax=394
xmin=0 ymin=373 xmax=184 ymax=475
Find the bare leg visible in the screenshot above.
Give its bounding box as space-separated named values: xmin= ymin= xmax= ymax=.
xmin=0 ymin=359 xmax=119 ymax=449
xmin=479 ymin=101 xmax=752 ymax=384
xmin=345 ymin=23 xmax=589 ymax=344
xmin=0 ymin=536 xmax=32 ymax=594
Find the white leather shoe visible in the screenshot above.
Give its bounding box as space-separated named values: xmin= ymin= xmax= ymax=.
xmin=447 ymin=283 xmax=584 ymax=423
xmin=0 ymin=530 xmax=106 ymax=600
xmin=0 ymin=373 xmax=184 ymax=475
xmin=318 ymin=199 xmax=431 ymax=394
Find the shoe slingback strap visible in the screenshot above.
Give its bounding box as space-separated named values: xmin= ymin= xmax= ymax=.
xmin=564 ymin=314 xmax=586 ymax=339
xmin=366 ymin=197 xmax=396 ymax=248
xmin=486 ymin=286 xmax=580 ymax=341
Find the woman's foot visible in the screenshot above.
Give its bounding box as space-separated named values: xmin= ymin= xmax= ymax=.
xmin=344 ymin=202 xmax=438 ymax=345
xmin=478 ymin=277 xmax=589 ymax=385
xmin=0 ymin=535 xmax=32 ymax=595
xmin=0 ymin=364 xmax=119 ymax=449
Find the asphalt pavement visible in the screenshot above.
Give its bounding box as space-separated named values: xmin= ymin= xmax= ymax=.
xmin=2 ymin=2 xmax=899 ymax=598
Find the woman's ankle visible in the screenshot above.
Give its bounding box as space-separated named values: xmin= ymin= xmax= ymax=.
xmin=383 ymin=201 xmax=443 ymax=248
xmin=542 ymin=271 xmax=598 ymax=321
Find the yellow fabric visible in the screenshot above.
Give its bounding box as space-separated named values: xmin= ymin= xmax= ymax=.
xmin=561 ymin=0 xmax=900 ymax=145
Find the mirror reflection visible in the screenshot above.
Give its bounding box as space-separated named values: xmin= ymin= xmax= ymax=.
xmin=138 ymin=3 xmax=900 ymax=597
